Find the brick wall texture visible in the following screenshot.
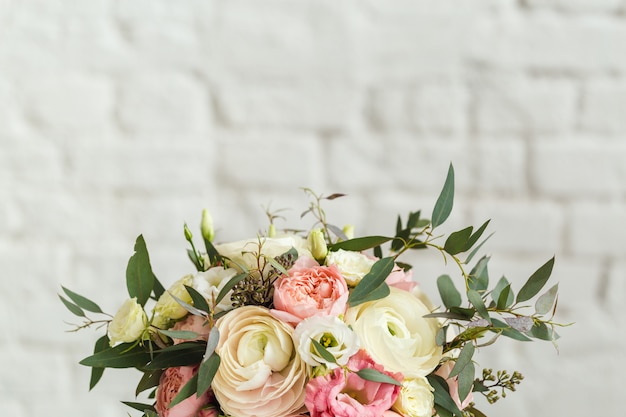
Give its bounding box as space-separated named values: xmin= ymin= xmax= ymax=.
xmin=1 ymin=1 xmax=623 ymax=416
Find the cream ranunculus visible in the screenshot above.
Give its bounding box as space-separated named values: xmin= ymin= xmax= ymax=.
xmin=215 ymin=235 xmax=312 ymax=271
xmin=108 ymin=297 xmax=147 ymax=346
xmin=325 ymin=248 xmax=376 ymax=286
xmin=293 ymin=315 xmax=360 ymax=369
xmin=393 ymin=377 xmax=435 ymax=417
xmin=345 ymin=287 xmax=443 ymax=378
xmin=212 ymin=305 xmax=308 ymax=417
xmin=152 ymin=275 xmax=193 ymax=329
xmin=192 ymin=266 xmax=238 ymax=313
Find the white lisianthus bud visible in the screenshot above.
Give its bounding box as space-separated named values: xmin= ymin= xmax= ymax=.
xmin=293 ymin=315 xmax=360 ymax=370
xmin=342 ymin=224 xmax=354 ymax=240
xmin=184 ymin=223 xmax=193 ymax=242
xmin=393 ymin=377 xmax=435 ymax=417
xmin=108 ymin=297 xmax=147 ymax=346
xmin=152 ymin=275 xmax=193 ymax=328
xmin=307 ymin=229 xmax=328 ymax=262
xmin=268 ymin=223 xmax=277 ymax=238
xmin=201 ymin=209 xmax=215 ymax=242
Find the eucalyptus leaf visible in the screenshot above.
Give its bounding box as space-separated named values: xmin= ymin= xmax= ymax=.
xmin=535 ymin=283 xmax=559 ymax=315
xmin=152 ymin=277 xmax=166 ymax=300
xmin=62 ymin=286 xmax=103 ymax=313
xmin=205 ymin=326 xmax=220 ymax=358
xmin=136 ymin=369 xmax=163 ymax=396
xmin=328 ymin=236 xmax=394 ymax=252
xmin=168 ymin=373 xmax=198 ymax=408
xmin=203 ymin=237 xmax=221 ymax=267
xmin=491 ymin=276 xmax=514 ymax=309
xmin=465 ymin=232 xmax=494 ymax=264
xmin=348 ymin=257 xmax=395 ymax=307
xmin=496 ymin=284 xmax=513 ymax=310
xmin=516 ymin=257 xmax=555 ymax=303
xmin=443 ymin=226 xmax=473 ymax=256
xmin=89 ymin=335 xmax=110 ymax=390
xmin=464 ymin=220 xmax=491 ymax=252
xmin=157 ymin=329 xmax=200 ymax=341
xmin=126 ymin=235 xmax=156 ymax=307
xmin=58 ymin=294 xmax=85 ymax=317
xmin=122 ymin=402 xmax=156 ymax=413
xmin=436 ymin=326 xmax=448 ymax=346
xmin=80 ymin=343 xmax=152 ymax=369
xmin=526 ymin=322 xmax=555 ymax=341
xmin=184 ymin=285 xmax=210 ymax=314
xmin=467 ymin=290 xmax=491 ymax=323
xmin=491 ymin=318 xmax=532 ymax=341
xmin=437 ymin=275 xmax=462 ymax=308
xmin=355 ymin=368 xmax=402 ymax=386
xmin=144 ymin=342 xmax=206 ymax=370
xmin=431 ymin=163 xmax=455 ymax=230
xmin=311 ymin=338 xmax=337 ymax=364
xmin=468 ymin=256 xmax=490 ymax=293
xmin=197 ymin=353 xmax=220 ymax=398
xmin=215 ymin=272 xmax=248 ymax=305
xmin=457 ymin=360 xmax=475 ymax=404
xmin=449 ymin=343 xmax=475 ymax=378
xmin=503 ymin=317 xmax=534 ymax=333
xmin=428 ymin=374 xmax=464 ymax=417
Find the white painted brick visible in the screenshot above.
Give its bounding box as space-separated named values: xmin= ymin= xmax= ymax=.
xmin=530 ymin=141 xmax=626 ymax=198
xmin=581 ymin=80 xmax=626 ymax=135
xmin=568 ymin=203 xmax=626 ymax=257
xmin=21 ymin=75 xmax=114 ymax=132
xmin=473 ymin=140 xmax=527 ymax=195
xmin=0 ymin=77 xmax=27 ymax=135
xmin=524 ymin=0 xmax=623 ymax=13
xmin=117 ymin=73 xmax=210 ymax=134
xmin=470 ymin=13 xmax=626 ymax=72
xmin=606 ymin=259 xmax=626 ymax=315
xmin=474 ymin=76 xmax=577 ymax=135
xmin=365 ymin=88 xmax=412 ymax=131
xmin=412 ymin=81 xmax=469 ymax=135
xmin=215 ymin=82 xmax=358 ymax=130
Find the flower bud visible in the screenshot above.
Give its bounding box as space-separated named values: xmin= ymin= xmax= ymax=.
xmin=184 ymin=223 xmax=193 ymax=242
xmin=201 ymin=209 xmax=215 ymax=242
xmin=108 ymin=297 xmax=147 ymax=346
xmin=268 ymin=223 xmax=276 ymax=238
xmin=307 ymin=228 xmax=328 ymax=262
xmin=342 ymin=224 xmax=354 ymax=240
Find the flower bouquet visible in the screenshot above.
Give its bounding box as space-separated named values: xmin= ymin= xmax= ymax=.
xmin=60 ymin=165 xmax=564 ymax=417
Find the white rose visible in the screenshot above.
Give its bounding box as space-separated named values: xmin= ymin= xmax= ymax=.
xmin=345 ymin=287 xmax=443 ymax=378
xmin=212 ymin=306 xmax=307 ymax=417
xmin=393 ymin=377 xmax=435 ymax=417
xmin=325 ymin=249 xmax=376 ymax=286
xmin=215 ymin=235 xmax=312 ymax=271
xmin=293 ymin=315 xmax=360 ymax=369
xmin=108 ymin=297 xmax=147 ymax=346
xmin=192 ymin=266 xmax=238 ymax=313
xmin=152 ymin=275 xmax=193 ymax=328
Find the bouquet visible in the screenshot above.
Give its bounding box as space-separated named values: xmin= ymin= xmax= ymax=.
xmin=60 ymin=165 xmax=565 ymax=417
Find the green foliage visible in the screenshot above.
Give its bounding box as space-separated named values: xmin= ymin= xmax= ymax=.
xmin=516 ymin=257 xmax=555 ymax=303
xmin=355 ymin=368 xmax=402 ymax=386
xmin=61 ymin=286 xmax=103 ymax=313
xmin=126 ymin=235 xmax=156 ymax=307
xmin=89 ymin=335 xmax=109 ymax=390
xmin=143 ymin=342 xmax=207 ymax=370
xmin=428 ymin=374 xmax=464 ymax=417
xmin=80 ymin=343 xmax=152 ymax=369
xmin=197 ymin=353 xmax=220 ymax=398
xmin=437 ymin=275 xmax=462 ymax=308
xmin=328 ymin=236 xmax=394 ymax=252
xmin=347 ymin=257 xmax=395 ymax=307
xmin=432 ymin=163 xmax=455 ymax=229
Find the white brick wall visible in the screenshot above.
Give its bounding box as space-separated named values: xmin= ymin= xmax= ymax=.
xmin=1 ymin=1 xmax=622 ymax=416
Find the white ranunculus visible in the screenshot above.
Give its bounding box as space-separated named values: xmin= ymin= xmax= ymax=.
xmin=293 ymin=315 xmax=360 ymax=369
xmin=345 ymin=287 xmax=443 ymax=378
xmin=192 ymin=266 xmax=238 ymax=313
xmin=108 ymin=297 xmax=147 ymax=346
xmin=212 ymin=306 xmax=307 ymax=417
xmin=325 ymin=248 xmax=377 ymax=286
xmin=152 ymin=275 xmax=193 ymax=329
xmin=393 ymin=377 xmax=435 ymax=417
xmin=215 ymin=235 xmax=312 ymax=271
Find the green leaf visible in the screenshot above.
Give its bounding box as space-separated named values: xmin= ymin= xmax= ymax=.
xmin=197 ymin=353 xmax=220 ymax=398
xmin=158 ymin=329 xmax=200 ymax=341
xmin=465 ymin=232 xmax=494 ymax=264
xmin=437 ymin=275 xmax=462 ymax=308
xmin=496 ymin=284 xmax=513 ymax=310
xmin=311 ymin=338 xmax=337 ymax=364
xmin=80 ymin=343 xmax=152 ymax=369
xmin=122 ymin=402 xmax=156 ymax=413
xmin=434 ymin=405 xmax=454 ymax=417
xmin=144 ymin=342 xmax=206 ymax=370
xmin=443 ymin=226 xmax=473 ymax=256
xmin=424 ymin=310 xmax=475 ymax=321
xmin=431 ymin=163 xmax=455 ymax=229
xmin=215 ymin=272 xmax=248 ymax=305
xmin=491 ymin=318 xmax=532 ymax=341
xmin=62 ymin=286 xmax=103 ymax=314
xmin=526 ymin=322 xmax=556 ymax=341
xmin=467 ymin=290 xmax=491 ymax=323
xmin=126 ymin=235 xmax=155 ymax=307
xmin=136 ymin=369 xmax=163 ymax=396
xmin=516 ymin=257 xmax=555 ymax=303
xmin=466 ymin=407 xmax=488 ymax=417
xmin=491 ymin=276 xmax=514 ymax=309
xmin=89 ymin=335 xmax=110 ymax=390
xmin=468 ymin=256 xmax=490 ymax=293
xmin=428 ymin=374 xmax=464 ymax=417
xmin=457 ymin=360 xmax=475 ymax=404
xmin=184 ymin=285 xmax=210 ymax=314
xmin=348 ymin=257 xmax=395 ymax=307
xmin=355 ymin=368 xmax=402 ymax=386
xmin=436 ymin=326 xmax=448 ymax=346
xmin=205 ymin=326 xmax=220 ymax=358
xmin=152 ymin=277 xmax=165 ymax=300
xmin=535 ymin=283 xmax=559 ymax=315
xmin=464 ymin=220 xmax=491 ymax=252
xmin=328 ymin=236 xmax=394 ymax=252
xmin=449 ymin=343 xmax=475 ymax=378
xmin=204 ymin=237 xmax=222 ymax=267
xmin=168 ymin=373 xmax=198 ymax=408
xmin=58 ymin=294 xmax=85 ymax=317
xmin=169 ymin=293 xmax=207 ymax=317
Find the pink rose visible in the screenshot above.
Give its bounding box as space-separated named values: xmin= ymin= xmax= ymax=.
xmin=171 ymin=315 xmax=211 ymax=344
xmin=155 ymin=366 xmax=213 ymax=417
xmin=272 ymin=257 xmax=349 ymax=326
xmin=383 ymin=411 xmax=403 ymax=417
xmin=305 ymin=349 xmax=402 ymax=417
xmin=385 ymin=265 xmax=417 ymax=292
xmin=434 ymin=361 xmax=474 ymax=410
xmin=197 ymin=406 xmax=219 ymax=417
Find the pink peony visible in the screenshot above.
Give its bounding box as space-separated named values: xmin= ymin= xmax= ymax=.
xmin=170 ymin=315 xmax=212 ymax=344
xmin=272 ymin=257 xmax=349 ymax=326
xmin=434 ymin=361 xmax=474 ymax=410
xmin=305 ymin=349 xmax=403 ymax=417
xmin=155 ymin=366 xmax=213 ymax=417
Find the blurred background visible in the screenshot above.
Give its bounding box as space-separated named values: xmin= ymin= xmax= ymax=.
xmin=1 ymin=0 xmax=623 ymax=416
